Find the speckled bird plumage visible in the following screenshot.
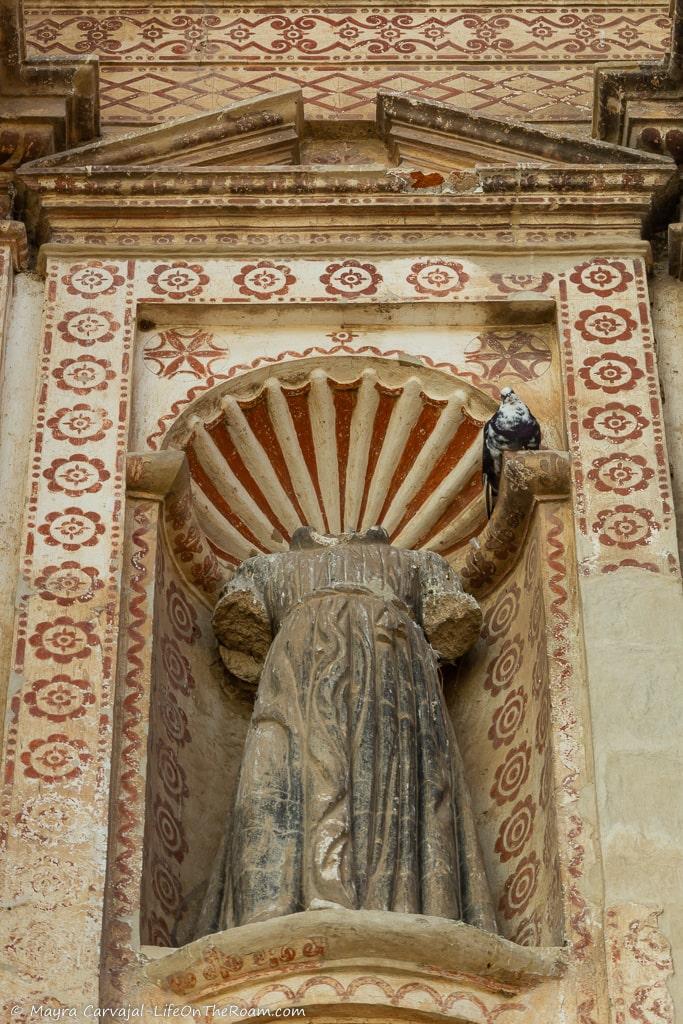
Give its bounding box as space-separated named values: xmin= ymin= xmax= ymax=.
xmin=482 ymin=387 xmax=541 ymax=516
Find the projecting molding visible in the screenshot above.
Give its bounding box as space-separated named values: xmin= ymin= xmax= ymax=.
xmin=20 ymin=90 xmax=305 ymax=171
xmin=18 ymin=89 xmax=678 ymax=257
xmin=376 ymin=89 xmax=674 ymax=172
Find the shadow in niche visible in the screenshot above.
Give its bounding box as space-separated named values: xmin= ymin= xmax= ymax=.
xmin=139 ymin=507 xmax=567 ymax=951
xmin=139 ymin=524 xmax=252 ymax=948
xmin=445 ymin=514 xmax=566 ymax=947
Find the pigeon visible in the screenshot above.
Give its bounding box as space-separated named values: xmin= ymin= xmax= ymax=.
xmin=482 ymin=387 xmax=541 ymax=517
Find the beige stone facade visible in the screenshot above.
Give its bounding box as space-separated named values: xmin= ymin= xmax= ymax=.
xmin=0 ymin=0 xmax=682 ymax=1021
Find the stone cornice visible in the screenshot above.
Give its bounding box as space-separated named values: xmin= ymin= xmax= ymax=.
xmin=20 ymin=162 xmax=678 ymax=257
xmin=16 ymin=89 xmax=678 ymax=258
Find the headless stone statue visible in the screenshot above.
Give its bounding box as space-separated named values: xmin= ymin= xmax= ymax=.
xmin=195 ymin=526 xmax=496 ymax=936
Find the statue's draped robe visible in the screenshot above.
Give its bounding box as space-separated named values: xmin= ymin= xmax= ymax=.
xmin=196 ymin=532 xmax=496 ymax=935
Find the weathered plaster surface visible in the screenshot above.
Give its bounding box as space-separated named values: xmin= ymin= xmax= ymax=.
xmin=650 ymin=264 xmax=683 ymax=565
xmin=0 ymin=271 xmax=43 ymax=725
xmin=0 ymin=248 xmax=678 ymax=1024
xmin=0 ymin=9 xmax=681 ymax=1018
xmin=21 ymin=2 xmax=671 ymax=129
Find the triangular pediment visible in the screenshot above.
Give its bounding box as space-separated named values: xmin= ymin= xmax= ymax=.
xmin=20 ymin=86 xmax=673 ymax=178
xmin=20 ymin=89 xmax=305 ymax=171
xmin=376 ymin=89 xmax=673 ymax=173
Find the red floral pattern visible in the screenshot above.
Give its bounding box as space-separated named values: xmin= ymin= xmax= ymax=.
xmin=233 ymin=260 xmax=296 ymax=300
xmin=494 ymin=795 xmax=536 ymax=863
xmin=153 ymin=795 xmax=189 ymax=863
xmin=46 ymin=404 xmax=112 ymax=445
xmin=578 ymin=352 xmax=644 ymax=393
xmin=147 ymin=261 xmax=209 ymax=299
xmin=574 ymin=305 xmax=637 ymax=343
xmin=143 ymin=330 xmax=229 ymax=379
xmin=21 ymin=733 xmax=92 ymax=783
xmin=62 ymin=262 xmax=125 ymax=298
xmin=488 ymin=687 xmax=528 ymax=749
xmin=43 ymin=455 xmax=110 ymax=496
xmin=481 ymin=583 xmax=520 ymax=641
xmin=499 ymin=852 xmax=540 ymax=920
xmin=512 ymin=912 xmax=542 ymax=946
xmin=52 ymin=356 xmax=116 ymax=395
xmin=484 ymin=635 xmax=524 ymax=696
xmin=29 ymin=617 xmax=98 ymax=663
xmin=160 ymin=691 xmax=191 ymax=747
xmin=13 ymin=793 xmax=88 ymax=846
xmin=157 ymin=740 xmax=189 ymax=800
xmin=593 ymin=505 xmax=657 ymax=548
xmin=56 ymin=309 xmax=120 ymax=346
xmin=406 ymin=260 xmax=468 ymax=296
xmin=167 ymin=582 xmax=200 ymax=645
xmin=465 ymin=331 xmax=551 ymax=382
xmin=582 ymin=403 xmax=649 ymax=443
xmin=490 ymin=741 xmax=531 ymax=805
xmin=34 ymin=562 xmax=102 ymax=605
xmin=588 ymin=453 xmax=654 ymax=495
xmin=24 ymin=676 xmax=95 ymax=722
xmin=38 ymin=508 xmax=105 ymax=550
xmin=569 ymin=259 xmax=633 ymax=297
xmin=160 ymin=637 xmax=195 ymax=695
xmin=489 ymin=272 xmax=553 ymax=294
xmin=320 ymin=259 xmax=382 ymax=298
xmin=151 ymin=857 xmax=182 ymax=916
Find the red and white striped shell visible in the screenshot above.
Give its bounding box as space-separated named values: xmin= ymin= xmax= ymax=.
xmin=164 ymin=358 xmax=494 ymax=568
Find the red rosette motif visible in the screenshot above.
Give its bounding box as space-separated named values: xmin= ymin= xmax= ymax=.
xmin=233 ymin=261 xmax=296 ymax=300
xmin=481 ymin=583 xmax=520 ymax=642
xmin=592 ymin=505 xmax=657 ymax=549
xmin=319 ymin=259 xmax=382 ymax=298
xmin=574 ymin=305 xmax=637 ymax=344
xmin=569 ymin=259 xmax=633 ymax=298
xmin=494 ymin=796 xmax=536 ymax=863
xmin=498 ymin=852 xmax=540 ymax=920
xmin=24 ymin=675 xmax=95 ymax=722
xmin=407 ymin=260 xmax=469 ymax=297
xmin=488 ymin=687 xmax=528 ymax=749
xmin=147 ymin=261 xmax=209 ymax=300
xmin=490 ymin=741 xmax=531 ymax=805
xmin=588 ymin=453 xmax=654 ymax=496
xmin=20 ymin=733 xmax=92 ymax=783
xmin=484 ymin=635 xmax=524 ymax=697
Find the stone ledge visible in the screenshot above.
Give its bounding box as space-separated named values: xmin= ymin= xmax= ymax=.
xmin=143 ymin=910 xmax=567 ymax=1005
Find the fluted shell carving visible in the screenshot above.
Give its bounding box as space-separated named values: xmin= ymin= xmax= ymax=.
xmin=164 ymin=360 xmax=494 ymax=568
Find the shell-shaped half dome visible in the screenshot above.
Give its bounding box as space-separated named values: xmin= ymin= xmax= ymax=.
xmin=163 ymin=357 xmax=494 ymax=568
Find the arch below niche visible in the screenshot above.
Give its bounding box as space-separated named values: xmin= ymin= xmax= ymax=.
xmin=160 ymin=355 xmax=496 ymax=569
